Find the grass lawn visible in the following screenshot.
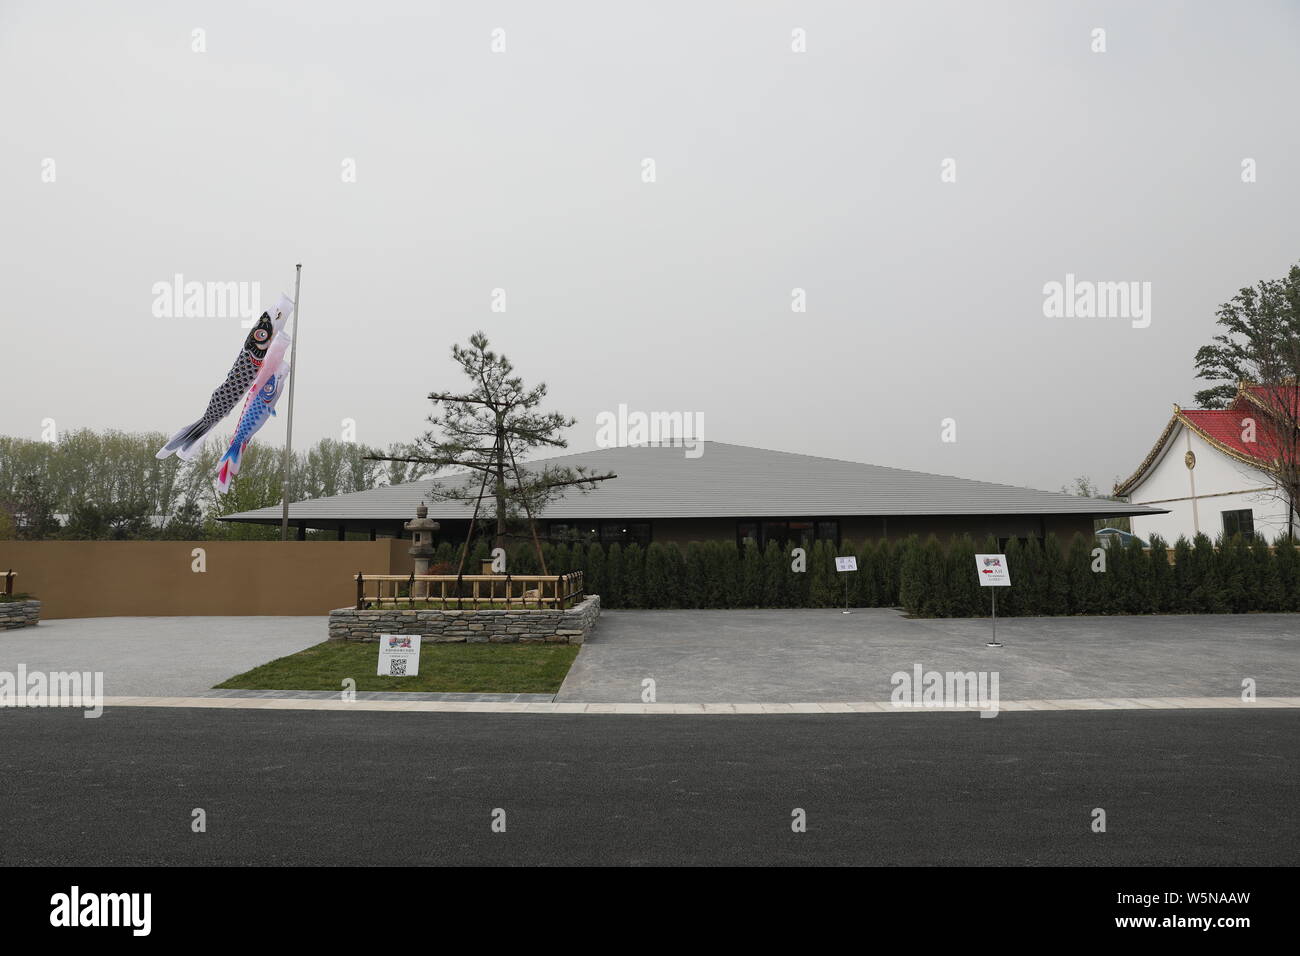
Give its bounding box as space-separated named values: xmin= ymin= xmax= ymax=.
xmin=215 ymin=640 xmax=579 ymax=694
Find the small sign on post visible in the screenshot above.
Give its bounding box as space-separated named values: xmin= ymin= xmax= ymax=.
xmin=377 ymin=634 xmax=421 ymax=677
xmin=975 ymin=554 xmax=1010 ymax=647
xmin=835 ymin=555 xmax=857 ymax=614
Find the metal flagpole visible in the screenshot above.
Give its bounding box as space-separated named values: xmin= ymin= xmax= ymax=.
xmin=987 ymin=588 xmax=1001 ymax=647
xmin=280 ymin=264 xmax=302 ymax=541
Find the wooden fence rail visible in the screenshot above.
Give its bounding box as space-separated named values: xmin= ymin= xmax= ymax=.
xmin=354 ymin=571 xmax=584 ymax=611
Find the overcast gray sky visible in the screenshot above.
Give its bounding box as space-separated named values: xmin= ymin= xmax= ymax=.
xmin=2 ymin=0 xmax=1297 ymax=494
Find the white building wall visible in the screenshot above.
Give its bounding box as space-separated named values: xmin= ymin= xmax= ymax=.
xmin=1127 ymin=423 xmax=1293 ymax=543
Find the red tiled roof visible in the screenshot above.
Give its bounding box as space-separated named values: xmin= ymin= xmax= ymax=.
xmin=1115 ymin=381 xmax=1298 ymax=496
xmin=1177 ymin=409 xmax=1282 ymax=463
xmin=1238 ymin=383 xmax=1300 ymax=419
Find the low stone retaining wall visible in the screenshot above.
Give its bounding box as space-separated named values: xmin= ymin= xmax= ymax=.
xmin=328 ymin=595 xmax=600 ymax=644
xmin=0 ymin=600 xmax=41 ymax=630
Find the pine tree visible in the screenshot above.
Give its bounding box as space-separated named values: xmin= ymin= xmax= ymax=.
xmin=622 ymin=542 xmax=645 ymax=608
xmin=370 ymin=333 xmax=611 ymax=564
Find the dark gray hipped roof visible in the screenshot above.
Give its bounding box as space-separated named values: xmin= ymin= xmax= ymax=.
xmin=220 ymin=441 xmax=1164 ymax=525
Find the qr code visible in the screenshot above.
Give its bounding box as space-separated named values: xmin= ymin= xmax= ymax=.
xmin=389 ymin=658 xmax=407 ymax=676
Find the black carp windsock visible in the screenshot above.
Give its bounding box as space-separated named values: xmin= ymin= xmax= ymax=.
xmin=156 ymin=294 xmax=294 ymax=461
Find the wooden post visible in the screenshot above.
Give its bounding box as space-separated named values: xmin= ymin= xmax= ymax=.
xmin=355 ymin=573 xmax=364 ymax=610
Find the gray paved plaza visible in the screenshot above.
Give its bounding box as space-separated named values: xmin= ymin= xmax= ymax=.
xmin=3 ymin=610 xmax=1298 ymax=703
xmin=556 ymin=608 xmax=1300 ymax=703
xmin=0 ymin=616 xmax=323 ymax=698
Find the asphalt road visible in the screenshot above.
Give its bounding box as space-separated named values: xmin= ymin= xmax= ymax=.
xmin=1 ymin=707 xmax=1295 ymax=866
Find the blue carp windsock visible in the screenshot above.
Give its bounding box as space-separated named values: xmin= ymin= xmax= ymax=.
xmin=156 ymin=294 xmax=294 ymax=460
xmin=215 ymin=360 xmax=289 ymax=493
xmin=244 ymin=328 xmax=292 ymax=404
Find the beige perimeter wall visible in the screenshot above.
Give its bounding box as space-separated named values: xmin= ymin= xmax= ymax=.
xmin=0 ymin=540 xmax=410 ymax=618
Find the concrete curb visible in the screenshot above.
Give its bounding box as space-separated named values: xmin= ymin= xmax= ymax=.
xmin=62 ymin=695 xmax=1300 ymax=715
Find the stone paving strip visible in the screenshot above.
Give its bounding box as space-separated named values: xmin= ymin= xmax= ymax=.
xmin=62 ymin=695 xmax=1300 ymax=715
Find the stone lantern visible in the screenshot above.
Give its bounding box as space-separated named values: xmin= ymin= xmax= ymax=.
xmin=404 ymin=502 xmax=439 ymax=599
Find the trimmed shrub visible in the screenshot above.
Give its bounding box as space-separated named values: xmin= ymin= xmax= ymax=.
xmin=684 ymin=542 xmax=708 ymax=608
xmin=643 ymin=542 xmax=675 ymax=608
xmin=622 ymin=542 xmax=645 ymax=608
xmin=761 ymin=540 xmax=786 ymax=607
xmin=586 ymin=542 xmax=606 ymax=604
xmin=740 ymin=542 xmax=764 ymax=607
xmin=1275 ymin=538 xmax=1300 ymax=612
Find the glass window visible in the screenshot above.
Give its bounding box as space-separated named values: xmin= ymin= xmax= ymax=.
xmin=551 ymin=523 xmax=601 ymax=543
xmin=815 ymin=520 xmax=839 ymax=544
xmin=788 ymin=521 xmax=814 ymax=547
xmin=737 ymin=522 xmax=759 ymax=549
xmin=1222 ymin=509 xmax=1254 ymax=538
xmin=599 ymin=522 xmax=651 ymax=547
xmin=761 ymin=521 xmax=788 ymax=548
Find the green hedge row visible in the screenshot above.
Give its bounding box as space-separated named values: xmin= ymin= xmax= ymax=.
xmin=445 ymin=532 xmax=1300 ymax=615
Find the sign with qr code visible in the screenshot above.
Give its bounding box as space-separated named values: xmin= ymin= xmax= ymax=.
xmin=975 ymin=554 xmax=1011 ymax=587
xmin=377 ymin=634 xmax=421 ymax=677
xmin=834 ymin=556 xmax=857 ymax=572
